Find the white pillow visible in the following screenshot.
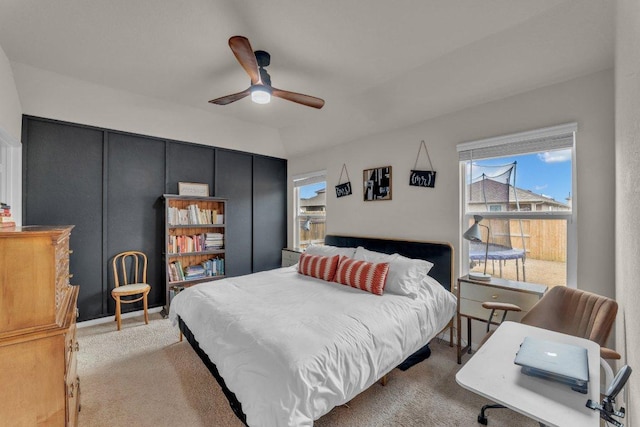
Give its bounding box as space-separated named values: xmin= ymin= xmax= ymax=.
xmin=304 ymin=244 xmax=356 ymax=258
xmin=354 ymin=247 xmax=434 ymax=298
xmin=353 ymin=246 xmax=397 ymax=263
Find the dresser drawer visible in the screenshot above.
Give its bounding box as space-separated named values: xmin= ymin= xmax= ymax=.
xmin=459 ymin=281 xmax=541 ymax=311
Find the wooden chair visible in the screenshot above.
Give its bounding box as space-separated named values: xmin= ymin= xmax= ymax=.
xmin=111 ymin=251 xmax=151 ymax=331
xmin=477 ymin=286 xmax=620 ymax=425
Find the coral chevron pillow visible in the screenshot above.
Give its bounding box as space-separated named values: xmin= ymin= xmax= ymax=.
xmin=334 ymin=256 xmax=389 ymax=296
xmin=298 ymin=253 xmax=340 ymax=282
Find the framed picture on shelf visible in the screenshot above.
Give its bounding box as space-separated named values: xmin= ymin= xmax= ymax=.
xmin=178 ymin=182 xmax=209 ymax=197
xmin=363 ymin=166 xmax=392 ymax=201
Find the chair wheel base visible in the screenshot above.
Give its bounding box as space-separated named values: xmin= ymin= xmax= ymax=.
xmin=478 ymin=415 xmax=488 ymax=425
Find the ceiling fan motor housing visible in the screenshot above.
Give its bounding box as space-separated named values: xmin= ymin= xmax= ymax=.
xmin=254 ymin=50 xmax=271 ymax=67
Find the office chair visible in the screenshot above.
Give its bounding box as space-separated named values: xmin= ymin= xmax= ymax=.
xmin=111 ymin=251 xmax=151 ymax=331
xmin=477 ymin=286 xmax=620 ymax=425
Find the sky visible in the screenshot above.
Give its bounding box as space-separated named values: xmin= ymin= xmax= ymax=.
xmin=300 ymin=182 xmax=326 ymax=199
xmin=469 ymin=148 xmax=572 ymax=203
xmin=300 ymin=149 xmax=572 ymax=203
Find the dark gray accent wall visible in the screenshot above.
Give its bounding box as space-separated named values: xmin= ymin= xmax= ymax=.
xmin=106 ymin=132 xmax=166 ymax=314
xmin=215 ymin=149 xmax=254 ymax=277
xmin=22 ymin=120 xmax=105 ymax=319
xmin=166 ymin=141 xmax=215 ymax=195
xmin=22 ymin=116 xmax=287 ymax=321
xmin=252 ymin=155 xmax=287 ymax=272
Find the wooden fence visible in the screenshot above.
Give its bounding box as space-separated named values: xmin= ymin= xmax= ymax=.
xmin=298 ymin=216 xmax=326 ymax=249
xmin=299 ymin=216 xmax=566 ymax=262
xmin=497 ymin=219 xmax=567 ymax=262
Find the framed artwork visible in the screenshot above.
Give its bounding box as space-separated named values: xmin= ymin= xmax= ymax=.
xmin=178 ymin=182 xmax=210 ymax=197
xmin=363 ymin=166 xmax=392 ymax=201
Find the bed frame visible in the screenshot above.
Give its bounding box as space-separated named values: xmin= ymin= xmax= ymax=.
xmin=177 ymin=235 xmax=454 ymax=426
xmin=324 ymin=235 xmax=454 ymax=292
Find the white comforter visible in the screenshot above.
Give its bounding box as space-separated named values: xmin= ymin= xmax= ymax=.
xmin=169 ymin=266 xmax=456 ymax=427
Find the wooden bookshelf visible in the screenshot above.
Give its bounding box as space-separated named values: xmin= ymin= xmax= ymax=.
xmin=163 ymin=195 xmax=227 ymax=311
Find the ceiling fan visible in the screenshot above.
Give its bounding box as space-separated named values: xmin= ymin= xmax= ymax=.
xmin=209 ymin=36 xmax=325 ymax=109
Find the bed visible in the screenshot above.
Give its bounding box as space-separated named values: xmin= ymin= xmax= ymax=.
xmin=169 ymin=235 xmax=457 ymax=427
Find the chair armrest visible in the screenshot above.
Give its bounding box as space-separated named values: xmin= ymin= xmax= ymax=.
xmin=481 ymin=302 xmax=522 ymax=312
xmin=600 ymin=347 xmax=621 ymax=360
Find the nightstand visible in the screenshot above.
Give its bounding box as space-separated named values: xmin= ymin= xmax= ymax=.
xmin=281 ymin=248 xmax=302 ymax=267
xmin=456 ymin=275 xmax=547 ymax=364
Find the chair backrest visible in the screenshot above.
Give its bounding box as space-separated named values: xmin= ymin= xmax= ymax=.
xmin=521 ymin=286 xmax=618 ymax=346
xmin=112 ymin=251 xmax=147 ymax=288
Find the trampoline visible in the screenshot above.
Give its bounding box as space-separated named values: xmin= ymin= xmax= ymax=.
xmin=469 ymin=241 xmax=526 ymax=281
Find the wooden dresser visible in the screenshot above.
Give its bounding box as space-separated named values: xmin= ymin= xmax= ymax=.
xmin=0 ymin=225 xmax=80 ymax=426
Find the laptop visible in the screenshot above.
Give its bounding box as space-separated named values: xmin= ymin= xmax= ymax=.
xmin=514 ymin=336 xmax=589 ymax=394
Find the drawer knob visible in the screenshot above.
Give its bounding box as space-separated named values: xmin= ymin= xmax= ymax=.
xmin=492 ymin=295 xmax=498 ymax=299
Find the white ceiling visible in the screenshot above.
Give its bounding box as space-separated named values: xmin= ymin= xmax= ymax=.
xmin=0 ymin=0 xmax=614 ymax=157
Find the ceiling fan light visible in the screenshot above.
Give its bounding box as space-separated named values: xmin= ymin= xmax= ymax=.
xmin=251 ymin=86 xmax=272 ymax=104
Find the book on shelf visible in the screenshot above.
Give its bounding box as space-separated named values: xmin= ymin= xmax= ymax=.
xmin=168 ymin=233 xmax=223 ymax=254
xmin=167 ymin=263 xmax=178 ymax=282
xmin=168 ymin=205 xmax=220 ymax=226
xmin=200 ymin=257 xmax=224 ymax=277
xmin=173 ymin=260 xmax=185 ymax=281
xmin=184 ymin=264 xmax=206 ymax=279
xmin=0 ymin=216 xmax=15 ymax=222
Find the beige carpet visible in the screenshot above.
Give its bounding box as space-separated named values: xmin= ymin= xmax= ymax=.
xmin=77 ymin=314 xmax=537 ymax=427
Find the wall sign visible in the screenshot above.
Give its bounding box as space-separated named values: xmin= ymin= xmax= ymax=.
xmin=178 ymin=182 xmax=210 ymax=197
xmin=410 ymin=170 xmax=437 ymax=188
xmin=409 ymin=140 xmax=437 ymax=188
xmin=335 ymin=164 xmax=353 ymax=198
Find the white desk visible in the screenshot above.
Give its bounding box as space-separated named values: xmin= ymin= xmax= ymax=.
xmin=456 ymin=321 xmax=600 ymax=427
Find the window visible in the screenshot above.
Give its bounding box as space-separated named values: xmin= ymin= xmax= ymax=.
xmin=293 ymin=171 xmax=326 ymax=250
xmin=458 ymin=123 xmax=576 ymax=288
xmin=0 ymin=127 xmax=20 ymax=224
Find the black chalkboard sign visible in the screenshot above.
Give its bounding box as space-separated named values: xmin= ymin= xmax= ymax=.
xmin=409 ymin=140 xmax=437 ymax=188
xmin=335 ymin=164 xmax=353 ymax=198
xmin=409 ymin=170 xmax=436 ymax=188
xmin=335 ymin=182 xmax=352 ymax=198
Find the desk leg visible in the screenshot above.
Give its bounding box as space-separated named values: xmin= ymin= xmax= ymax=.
xmin=467 ymin=317 xmax=472 ymax=354
xmin=449 ymin=320 xmax=454 ymax=347
xmin=457 ymin=315 xmax=473 ymax=364
xmin=457 ymin=313 xmax=462 ymax=364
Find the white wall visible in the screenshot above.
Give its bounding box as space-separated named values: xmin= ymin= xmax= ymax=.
xmin=11 ymin=62 xmax=286 ymax=159
xmin=0 ymin=43 xmax=23 ymax=224
xmin=616 ymin=0 xmax=640 ymax=422
xmin=290 ymin=68 xmax=615 ymax=299
xmin=0 ymin=44 xmax=21 ymax=142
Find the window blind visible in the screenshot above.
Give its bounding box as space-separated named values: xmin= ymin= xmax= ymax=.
xmin=293 ymin=170 xmax=326 ymax=187
xmin=457 ymin=122 xmax=577 ymax=161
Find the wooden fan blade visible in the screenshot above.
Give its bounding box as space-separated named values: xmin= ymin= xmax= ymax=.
xmin=272 ymin=88 xmax=325 ymax=109
xmin=228 ymin=36 xmax=261 ymax=85
xmin=208 ymin=88 xmax=251 ymax=105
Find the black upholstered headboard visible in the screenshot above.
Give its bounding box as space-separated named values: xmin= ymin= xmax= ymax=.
xmin=324 ymin=235 xmax=454 ymax=292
